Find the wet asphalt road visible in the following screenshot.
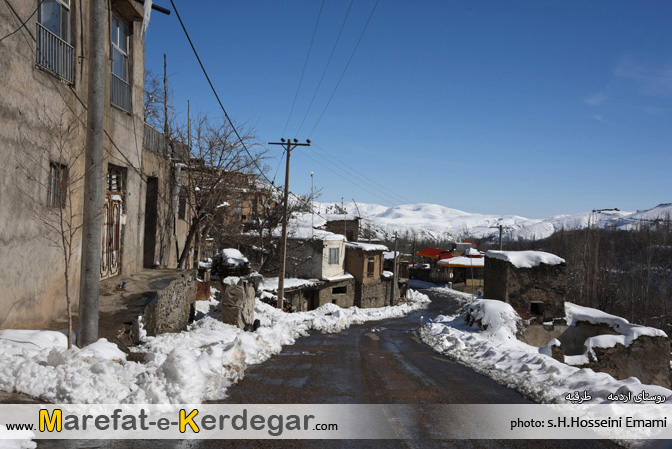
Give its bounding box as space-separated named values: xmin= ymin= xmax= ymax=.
xmin=38 ymin=289 xmax=629 ymax=449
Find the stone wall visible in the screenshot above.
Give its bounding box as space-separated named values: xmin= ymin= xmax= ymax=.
xmin=484 ymin=256 xmax=566 ymax=321
xmin=583 ymin=336 xmax=671 ymax=389
xmin=135 ymin=271 xmax=197 ymax=339
xmin=520 ymin=322 xmax=618 ymax=355
xmin=355 ymin=281 xmax=387 ymax=308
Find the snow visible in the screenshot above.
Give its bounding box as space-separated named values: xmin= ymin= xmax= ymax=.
xmin=565 ymin=302 xmax=667 ymax=349
xmin=0 ymin=427 xmax=35 ymax=449
xmin=218 ymin=248 xmax=248 ymax=266
xmin=485 ymin=250 xmax=565 ymax=268
xmin=322 ymin=273 xmax=354 ymax=282
xmin=0 ymin=290 xmax=430 ymax=405
xmin=464 ymin=247 xmax=481 ymax=256
xmin=346 ymin=242 xmax=388 ymax=252
xmin=419 ymin=290 xmax=672 ymax=405
xmin=437 ymin=256 xmax=484 ymax=267
xmin=258 ymin=277 xmax=318 ymax=292
xmin=310 ymin=201 xmax=671 ymax=243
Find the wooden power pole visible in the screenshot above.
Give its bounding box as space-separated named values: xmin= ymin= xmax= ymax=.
xmin=268 ymin=138 xmax=311 ymax=309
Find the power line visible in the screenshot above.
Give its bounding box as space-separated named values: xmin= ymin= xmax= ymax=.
xmin=168 ymin=0 xmax=272 ymax=185
xmin=308 ymin=0 xmax=379 ymax=138
xmin=312 ymin=143 xmax=415 ymax=204
xmin=281 ymin=0 xmax=325 ymax=137
xmin=295 ymin=0 xmax=354 ymax=136
xmin=0 ymin=0 xmax=39 ymax=43
xmin=297 ymin=147 xmax=401 ymax=207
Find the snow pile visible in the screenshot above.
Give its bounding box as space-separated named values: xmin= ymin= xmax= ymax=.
xmin=420 ymin=292 xmax=672 ymax=404
xmin=219 ymin=248 xmax=248 ymax=266
xmin=0 ymin=290 xmax=430 ymax=404
xmin=0 ymin=426 xmax=36 ymax=449
xmin=566 ymin=302 xmax=667 ymax=350
xmin=485 ymin=250 xmax=565 ymax=268
xmin=464 ymin=299 xmax=520 ymax=340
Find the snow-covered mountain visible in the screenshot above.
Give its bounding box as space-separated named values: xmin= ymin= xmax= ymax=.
xmin=309 ymin=202 xmax=672 ymax=243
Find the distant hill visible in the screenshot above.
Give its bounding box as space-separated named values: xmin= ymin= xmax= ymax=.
xmin=304 ymin=202 xmax=672 ymax=243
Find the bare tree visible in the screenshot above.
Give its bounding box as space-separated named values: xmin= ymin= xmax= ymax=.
xmin=144 ymin=69 xmax=172 ymax=130
xmin=174 ymin=114 xmax=266 ymax=269
xmin=15 ymin=109 xmax=89 ymax=349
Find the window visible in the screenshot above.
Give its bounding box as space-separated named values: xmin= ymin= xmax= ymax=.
xmin=110 ymin=15 xmax=131 ymax=111
xmin=107 ymin=165 xmax=126 ymax=193
xmin=328 ymin=247 xmax=339 ymax=265
xmin=178 ymin=190 xmax=187 ymax=219
xmin=367 ymin=256 xmax=375 ymax=277
xmin=332 ymin=286 xmax=347 ymax=294
xmin=47 ymin=162 xmax=67 ymax=207
xmin=36 ymin=0 xmax=74 ymax=83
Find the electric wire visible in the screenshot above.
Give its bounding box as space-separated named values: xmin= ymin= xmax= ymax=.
xmin=281 ymin=0 xmax=324 ymax=137
xmin=308 ymin=0 xmax=379 ymax=138
xmin=0 ymin=0 xmax=39 ymax=43
xmin=297 ymin=146 xmax=403 ymax=207
xmin=303 ymin=149 xmax=408 ymax=207
xmin=313 ymin=143 xmax=414 ymax=204
xmin=168 ymin=0 xmax=272 ymax=185
xmin=294 ymin=0 xmax=354 ymax=136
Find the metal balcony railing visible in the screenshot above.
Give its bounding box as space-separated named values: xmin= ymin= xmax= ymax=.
xmin=111 ymin=73 xmax=131 ymax=112
xmin=36 ymin=23 xmax=74 ymax=84
xmin=143 ymin=123 xmax=169 ymax=157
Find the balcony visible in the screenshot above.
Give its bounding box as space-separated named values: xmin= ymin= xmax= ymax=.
xmin=111 ymin=73 xmax=131 ymax=112
xmin=36 ymin=23 xmax=74 ymax=84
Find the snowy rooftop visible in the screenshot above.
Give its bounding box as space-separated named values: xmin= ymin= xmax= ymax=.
xmin=323 ymin=214 xmax=359 ymax=222
xmin=258 ymin=277 xmax=319 ymax=292
xmin=346 ymin=242 xmax=388 ymax=252
xmin=485 ymin=250 xmax=565 ymax=268
xmin=437 ymin=256 xmax=485 ymax=267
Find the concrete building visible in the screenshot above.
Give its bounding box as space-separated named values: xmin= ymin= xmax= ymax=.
xmin=0 ymin=0 xmax=153 ymax=328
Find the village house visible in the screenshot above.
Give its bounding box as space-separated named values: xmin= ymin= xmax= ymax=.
xmin=484 ymin=250 xmax=566 ymax=321
xmin=0 ymin=0 xmax=208 ymax=345
xmin=344 ymin=242 xmax=387 ymax=307
xmin=278 ymin=230 xmax=355 ymax=310
xmin=323 ymin=214 xmax=360 ymax=242
xmin=0 ymin=0 xmax=165 ymax=328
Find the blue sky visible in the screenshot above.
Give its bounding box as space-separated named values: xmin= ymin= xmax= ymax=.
xmin=144 ymin=0 xmax=672 ymax=219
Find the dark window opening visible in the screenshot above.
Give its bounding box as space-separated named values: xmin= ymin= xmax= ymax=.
xmin=47 ymin=161 xmax=67 ymax=207
xmin=530 ymin=302 xmax=545 ymax=316
xmin=332 ymin=286 xmax=347 ymax=294
xmin=107 ymin=165 xmax=126 ymax=193
xmin=178 ymin=190 xmax=187 ymax=220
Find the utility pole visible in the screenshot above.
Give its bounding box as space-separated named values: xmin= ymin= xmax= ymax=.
xmin=78 ymin=0 xmax=106 ymax=347
xmin=269 ymin=138 xmax=311 ymax=309
xmin=310 ymin=172 xmax=314 ymax=238
xmin=489 ymin=224 xmax=510 ymax=251
xmin=390 ymin=231 xmax=398 ymax=306
xmin=163 ymin=54 xmax=168 ymax=136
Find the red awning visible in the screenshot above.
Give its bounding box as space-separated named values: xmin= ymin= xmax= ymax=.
xmin=416 ymin=248 xmax=453 ymax=260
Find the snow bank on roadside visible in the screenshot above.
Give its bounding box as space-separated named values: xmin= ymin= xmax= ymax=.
xmin=565 ymin=302 xmax=667 ymax=350
xmin=0 ymin=290 xmax=429 ymax=404
xmin=420 ymin=292 xmax=672 ymax=405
